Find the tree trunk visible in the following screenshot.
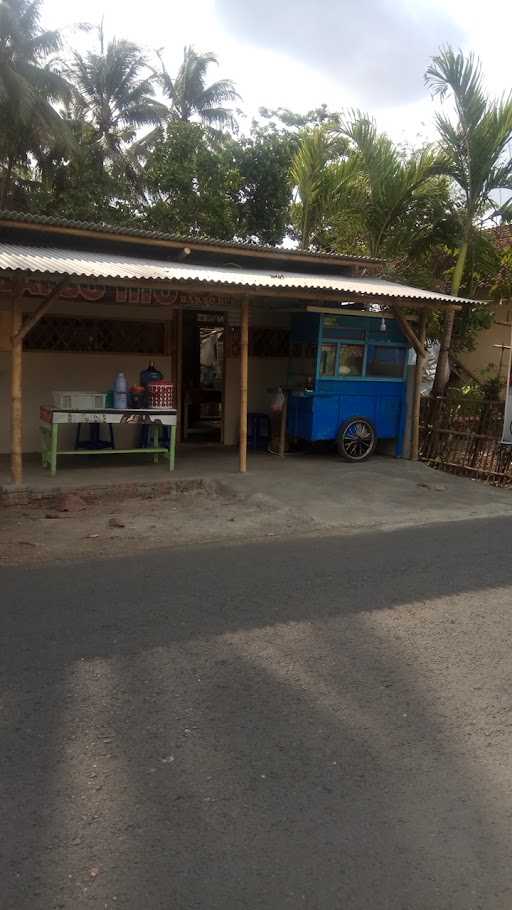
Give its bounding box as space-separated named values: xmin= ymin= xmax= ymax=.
xmin=432 ymin=230 xmax=470 ymax=397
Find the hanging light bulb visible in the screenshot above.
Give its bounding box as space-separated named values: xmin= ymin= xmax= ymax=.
xmin=380 ymin=317 xmax=387 ymax=332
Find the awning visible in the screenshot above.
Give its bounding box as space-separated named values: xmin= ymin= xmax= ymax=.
xmin=0 ymin=241 xmax=476 ymax=307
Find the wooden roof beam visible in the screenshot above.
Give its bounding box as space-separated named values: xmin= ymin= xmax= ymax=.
xmin=391 ymin=305 xmax=427 ymax=358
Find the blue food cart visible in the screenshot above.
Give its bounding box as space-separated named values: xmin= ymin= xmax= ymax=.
xmin=287 ymin=312 xmax=410 ymax=460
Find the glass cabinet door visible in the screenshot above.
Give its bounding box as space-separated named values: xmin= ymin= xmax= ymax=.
xmin=320 ymin=343 xmax=337 ymax=376
xmin=338 ymin=344 xmax=364 ymax=377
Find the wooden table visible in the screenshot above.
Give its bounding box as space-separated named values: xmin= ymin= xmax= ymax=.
xmin=40 ymin=406 xmax=177 ymax=476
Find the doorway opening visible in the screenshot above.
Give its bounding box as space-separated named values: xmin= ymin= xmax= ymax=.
xmin=182 ymin=311 xmax=225 ymax=442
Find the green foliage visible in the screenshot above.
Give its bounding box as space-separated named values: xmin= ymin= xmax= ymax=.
xmin=424 ymin=47 xmax=512 ymax=392
xmin=64 ymin=25 xmax=165 ymax=189
xmin=0 ymin=0 xmax=71 ymax=206
xmin=157 ymin=45 xmax=240 ymax=131
xmin=28 ymin=122 xmax=139 ymax=223
xmin=479 ymin=365 xmax=505 ymax=400
xmin=290 ymin=127 xmax=336 ymax=246
xmin=232 ymin=131 xmax=294 ymax=244
xmin=142 ymin=122 xmax=239 ymax=238
xmin=290 ymin=113 xmax=447 ymax=257
xmin=426 ymin=48 xmax=512 ymax=229
xmin=142 ymin=120 xmax=293 ymax=244
xmin=490 ymin=247 xmax=512 ymax=301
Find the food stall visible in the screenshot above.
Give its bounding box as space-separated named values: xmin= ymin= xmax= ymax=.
xmin=287 ymin=312 xmax=410 ymax=460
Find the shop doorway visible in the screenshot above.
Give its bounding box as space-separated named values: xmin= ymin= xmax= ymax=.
xmin=182 ymin=311 xmax=225 ymax=442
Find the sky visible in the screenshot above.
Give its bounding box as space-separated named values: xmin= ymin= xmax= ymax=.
xmin=42 ymin=0 xmax=512 ymax=145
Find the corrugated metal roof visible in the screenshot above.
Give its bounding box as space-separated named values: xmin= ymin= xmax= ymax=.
xmin=0 ymin=241 xmax=475 ymax=305
xmin=0 ymin=210 xmax=384 ymax=266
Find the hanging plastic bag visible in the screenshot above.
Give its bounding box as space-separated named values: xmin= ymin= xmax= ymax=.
xmin=270 ymin=387 xmax=285 ymax=413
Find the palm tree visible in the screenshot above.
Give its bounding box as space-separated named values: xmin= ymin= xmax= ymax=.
xmin=66 ymin=24 xmax=166 ymax=171
xmin=425 ymin=47 xmax=512 ymax=394
xmin=0 ymin=0 xmax=70 ymax=207
xmin=337 ymin=114 xmax=443 ymax=258
xmin=157 ymin=45 xmax=240 ymax=131
xmin=291 ymin=114 xmax=443 ymax=256
xmin=290 ymin=127 xmax=335 ymax=247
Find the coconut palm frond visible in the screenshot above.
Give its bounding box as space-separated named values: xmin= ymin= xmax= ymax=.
xmin=290 ymin=126 xmax=335 ymax=246
xmin=0 ymin=0 xmax=71 ymax=205
xmin=157 ymin=45 xmax=240 ymax=131
xmin=65 ymin=31 xmax=164 ymax=178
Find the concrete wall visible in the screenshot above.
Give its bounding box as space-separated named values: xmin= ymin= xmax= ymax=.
xmin=458 ymin=304 xmax=512 ymax=394
xmin=223 ymin=357 xmax=289 ymax=446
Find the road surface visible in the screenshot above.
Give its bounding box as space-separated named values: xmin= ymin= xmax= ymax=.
xmin=2 ymin=517 xmax=512 ymax=909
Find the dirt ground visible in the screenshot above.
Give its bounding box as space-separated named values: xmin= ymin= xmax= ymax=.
xmin=3 ymin=449 xmax=512 ymax=566
xmin=0 ymin=480 xmax=315 ymax=566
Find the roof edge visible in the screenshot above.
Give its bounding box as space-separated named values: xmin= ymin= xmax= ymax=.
xmin=0 ymin=210 xmax=386 ymax=268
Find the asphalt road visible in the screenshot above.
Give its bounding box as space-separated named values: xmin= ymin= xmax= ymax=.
xmin=3 ymin=517 xmax=512 ymax=910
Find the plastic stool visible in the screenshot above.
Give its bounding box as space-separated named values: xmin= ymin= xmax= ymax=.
xmin=75 ymin=423 xmax=115 ymax=450
xmin=247 ymin=412 xmax=270 ymax=450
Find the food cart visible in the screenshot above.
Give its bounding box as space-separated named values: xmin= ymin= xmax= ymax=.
xmin=287 ymin=312 xmax=410 ymax=460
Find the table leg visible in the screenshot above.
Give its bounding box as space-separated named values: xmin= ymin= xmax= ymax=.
xmin=169 ymin=424 xmax=176 ymax=471
xmin=50 ymin=423 xmax=59 ymax=476
xmin=153 ymin=425 xmax=159 ymax=463
xmin=40 ymin=426 xmax=49 ymax=467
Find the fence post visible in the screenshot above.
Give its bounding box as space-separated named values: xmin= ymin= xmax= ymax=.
xmin=411 ymin=310 xmax=427 ymax=460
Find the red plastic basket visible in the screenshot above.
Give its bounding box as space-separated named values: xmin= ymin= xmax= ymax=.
xmin=146 ymin=380 xmax=175 ymax=409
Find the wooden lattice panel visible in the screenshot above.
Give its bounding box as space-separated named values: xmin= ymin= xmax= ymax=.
xmin=25 ymin=316 xmax=167 ymax=354
xmin=225 ymin=327 xmax=290 ymax=358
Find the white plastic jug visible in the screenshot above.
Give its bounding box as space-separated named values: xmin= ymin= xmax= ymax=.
xmin=113 ymin=371 xmax=128 ymax=409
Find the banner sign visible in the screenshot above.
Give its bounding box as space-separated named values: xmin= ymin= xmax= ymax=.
xmin=0 ymin=277 xmax=231 ymax=309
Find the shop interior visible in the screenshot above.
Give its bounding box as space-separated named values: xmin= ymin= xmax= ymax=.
xmin=182 ymin=311 xmax=225 ymax=442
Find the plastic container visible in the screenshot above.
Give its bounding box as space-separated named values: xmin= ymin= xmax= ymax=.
xmin=140 ymin=361 xmax=163 ymax=387
xmin=53 ymin=391 xmax=107 ymax=410
xmin=129 ymin=385 xmax=145 ymax=408
xmin=113 ymin=372 xmax=128 ymax=409
xmin=146 ymin=380 xmax=175 ymax=409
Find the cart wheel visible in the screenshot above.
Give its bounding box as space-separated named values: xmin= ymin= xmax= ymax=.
xmin=337 ymin=418 xmax=376 ymax=462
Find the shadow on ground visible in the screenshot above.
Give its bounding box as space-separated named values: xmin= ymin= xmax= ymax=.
xmin=2 ymin=516 xmax=512 ymax=908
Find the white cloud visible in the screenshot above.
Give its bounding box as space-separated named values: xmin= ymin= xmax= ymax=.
xmin=42 ymin=0 xmax=512 ymax=143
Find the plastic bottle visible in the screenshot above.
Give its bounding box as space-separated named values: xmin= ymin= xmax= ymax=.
xmin=140 ymin=361 xmax=163 ymax=387
xmin=113 ymin=371 xmax=128 ymax=409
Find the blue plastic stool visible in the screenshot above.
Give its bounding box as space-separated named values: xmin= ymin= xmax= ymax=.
xmin=247 ymin=412 xmax=270 ymax=450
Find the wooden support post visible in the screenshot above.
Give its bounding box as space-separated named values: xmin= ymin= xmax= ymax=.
xmin=9 ymin=277 xmax=66 ymax=485
xmin=221 ymin=311 xmax=227 ymax=445
xmin=279 ymin=390 xmax=288 ymax=457
xmin=10 ymin=299 xmax=23 ymax=486
xmin=176 ymin=309 xmax=183 ymax=443
xmin=239 ymin=298 xmax=249 ymax=473
xmin=410 ymin=309 xmax=428 ymax=461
